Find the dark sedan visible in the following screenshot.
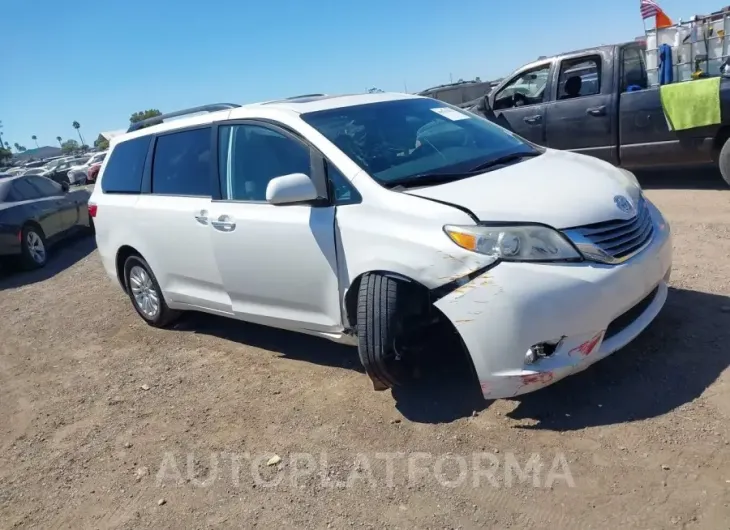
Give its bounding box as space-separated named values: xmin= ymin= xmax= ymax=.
xmin=0 ymin=175 xmax=93 ymax=269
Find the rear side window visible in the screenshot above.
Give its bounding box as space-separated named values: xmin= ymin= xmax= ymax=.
xmin=557 ymin=56 xmax=601 ymax=99
xmin=152 ymin=127 xmax=211 ymax=196
xmin=101 ymin=136 xmax=152 ymax=194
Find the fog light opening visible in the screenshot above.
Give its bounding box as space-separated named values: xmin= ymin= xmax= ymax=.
xmin=524 ymin=338 xmax=564 ymax=365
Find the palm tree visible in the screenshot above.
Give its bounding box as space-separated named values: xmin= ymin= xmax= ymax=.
xmin=72 ymin=121 xmax=85 ymax=146
xmin=56 ymin=136 xmax=63 ymax=147
xmin=32 ymin=135 xmax=39 ymax=148
xmin=13 ymin=142 xmax=20 ymax=152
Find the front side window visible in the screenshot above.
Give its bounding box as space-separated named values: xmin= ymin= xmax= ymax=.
xmin=558 ymin=56 xmax=602 ymax=99
xmin=493 ymin=65 xmax=550 ymax=110
xmin=101 ymin=136 xmax=151 ymax=194
xmin=27 ymin=176 xmax=62 ymax=197
xmin=151 ymin=127 xmax=211 ymax=196
xmin=301 ymin=97 xmax=537 ymax=187
xmin=8 ymin=178 xmax=41 ymax=201
xmin=217 ymin=124 xmax=311 ymax=201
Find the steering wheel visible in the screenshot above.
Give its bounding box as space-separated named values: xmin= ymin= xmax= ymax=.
xmin=513 ymin=93 xmax=529 ymax=107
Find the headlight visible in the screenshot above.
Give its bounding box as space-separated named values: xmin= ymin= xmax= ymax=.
xmin=444 ymin=224 xmax=581 ymax=261
xmin=618 ymin=168 xmax=641 ymax=190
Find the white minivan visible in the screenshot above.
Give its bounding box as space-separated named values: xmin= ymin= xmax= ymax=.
xmin=90 ymin=93 xmax=672 ymax=400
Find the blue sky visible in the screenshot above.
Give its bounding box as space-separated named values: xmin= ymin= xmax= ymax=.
xmin=0 ymin=0 xmax=717 ymax=149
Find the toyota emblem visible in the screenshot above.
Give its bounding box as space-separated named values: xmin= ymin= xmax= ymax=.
xmin=614 ymin=196 xmax=633 ymax=214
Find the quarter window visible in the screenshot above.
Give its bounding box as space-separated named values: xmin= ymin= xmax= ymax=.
xmin=152 ymin=128 xmax=212 ymax=196
xmin=622 ymin=47 xmax=648 ymax=91
xmin=557 ymin=56 xmax=602 ymax=99
xmin=101 ymin=136 xmax=152 ymax=194
xmin=217 ymin=124 xmax=311 ymax=202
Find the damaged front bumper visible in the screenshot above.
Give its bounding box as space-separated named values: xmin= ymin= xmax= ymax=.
xmin=434 ymin=202 xmax=673 ymax=400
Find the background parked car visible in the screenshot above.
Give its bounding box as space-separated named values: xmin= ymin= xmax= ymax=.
xmin=67 ymin=151 xmax=107 ymax=185
xmin=44 ymin=156 xmax=90 ymax=186
xmin=86 ymin=162 xmax=102 ymax=184
xmin=0 ymin=174 xmax=92 ymax=269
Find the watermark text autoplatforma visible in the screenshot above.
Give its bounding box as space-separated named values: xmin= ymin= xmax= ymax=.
xmin=155 ymin=451 xmax=575 ymax=489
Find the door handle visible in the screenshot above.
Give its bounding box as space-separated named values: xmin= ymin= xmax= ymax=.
xmin=211 ymin=215 xmax=236 ymax=232
xmin=194 ymin=209 xmax=209 ymax=225
xmin=587 ymin=105 xmax=607 ymax=117
xmin=523 ymin=115 xmax=542 ymax=125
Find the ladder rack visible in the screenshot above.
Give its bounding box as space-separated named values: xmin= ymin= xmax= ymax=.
xmin=645 ymin=6 xmax=730 ymax=86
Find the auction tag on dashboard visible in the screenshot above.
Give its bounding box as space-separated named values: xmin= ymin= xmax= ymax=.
xmin=431 ymin=107 xmax=470 ymax=121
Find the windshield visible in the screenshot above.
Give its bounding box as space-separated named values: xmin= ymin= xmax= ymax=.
xmin=301 ymin=98 xmax=537 ymax=186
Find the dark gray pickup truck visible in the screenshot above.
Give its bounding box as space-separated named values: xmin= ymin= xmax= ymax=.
xmin=472 ymin=41 xmax=730 ymax=185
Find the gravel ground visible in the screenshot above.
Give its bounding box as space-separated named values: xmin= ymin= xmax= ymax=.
xmin=1 ymin=170 xmax=729 ymax=529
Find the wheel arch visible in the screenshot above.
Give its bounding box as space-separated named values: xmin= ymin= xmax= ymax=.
xmin=115 ymin=245 xmax=143 ymax=294
xmin=343 ymin=270 xmax=428 ymax=330
xmin=712 ymin=125 xmax=730 ymax=160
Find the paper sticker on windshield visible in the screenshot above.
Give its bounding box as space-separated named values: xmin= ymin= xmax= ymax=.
xmin=431 ymin=107 xmax=470 ymax=121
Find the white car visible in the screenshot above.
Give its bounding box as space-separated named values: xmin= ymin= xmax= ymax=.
xmin=67 ymin=152 xmax=106 ymax=185
xmin=90 ymin=93 xmax=672 ymax=400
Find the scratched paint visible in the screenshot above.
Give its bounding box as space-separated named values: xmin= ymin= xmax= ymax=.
xmin=568 ymin=331 xmax=604 ymax=358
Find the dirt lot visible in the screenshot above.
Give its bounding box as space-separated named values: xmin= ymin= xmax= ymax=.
xmin=1 ymin=170 xmax=730 ymax=529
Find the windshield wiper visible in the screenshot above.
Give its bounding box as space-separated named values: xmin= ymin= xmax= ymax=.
xmin=382 ymin=171 xmax=478 ymax=189
xmin=468 ymin=151 xmax=541 ymax=173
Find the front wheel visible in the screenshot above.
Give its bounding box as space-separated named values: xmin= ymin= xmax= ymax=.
xmin=356 ymin=273 xmax=414 ymax=391
xmin=123 ymin=255 xmax=180 ymax=327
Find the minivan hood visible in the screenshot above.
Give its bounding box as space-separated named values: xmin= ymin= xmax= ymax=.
xmin=403 ymin=149 xmax=642 ymax=228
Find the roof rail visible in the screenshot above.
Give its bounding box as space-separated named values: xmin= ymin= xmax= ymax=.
xmin=126 ymin=103 xmax=242 ymax=132
xmin=285 ymin=93 xmax=327 ymax=100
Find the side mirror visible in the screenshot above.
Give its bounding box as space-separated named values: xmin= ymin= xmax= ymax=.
xmin=61 ymin=181 xmax=70 ymax=192
xmin=266 ymin=173 xmax=319 ymax=205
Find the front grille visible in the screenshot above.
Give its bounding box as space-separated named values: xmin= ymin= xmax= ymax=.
xmin=605 ymin=286 xmax=659 ymax=339
xmin=569 ymin=197 xmax=654 ymax=263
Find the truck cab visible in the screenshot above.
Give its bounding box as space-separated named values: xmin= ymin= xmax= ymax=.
xmin=480 ymin=42 xmax=730 ymax=179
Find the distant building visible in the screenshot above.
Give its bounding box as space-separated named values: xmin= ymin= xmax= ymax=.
xmin=13 ymin=146 xmax=62 ymax=161
xmin=95 ymin=129 xmax=127 ymax=147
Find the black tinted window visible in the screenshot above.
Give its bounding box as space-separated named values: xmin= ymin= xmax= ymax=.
xmin=27 ymin=176 xmax=62 ymax=197
xmin=218 ymin=125 xmax=310 ymax=201
xmin=8 ymin=178 xmax=41 ymax=201
xmin=101 ymin=136 xmax=151 ymax=194
xmin=152 ymin=128 xmax=211 ymax=196
xmin=558 ymin=56 xmax=601 ymax=99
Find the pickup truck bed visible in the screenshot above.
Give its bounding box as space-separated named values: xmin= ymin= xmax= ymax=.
xmin=478 ymin=42 xmax=730 ymax=185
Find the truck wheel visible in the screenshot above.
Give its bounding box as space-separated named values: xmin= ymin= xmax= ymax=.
xmin=718 ymin=138 xmax=730 ymax=187
xmin=356 ymin=273 xmax=412 ymax=391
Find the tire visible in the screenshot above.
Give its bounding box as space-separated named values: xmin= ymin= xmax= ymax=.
xmin=356 ymin=273 xmax=410 ymax=391
xmin=20 ymin=225 xmax=48 ymax=270
xmin=123 ymin=255 xmax=180 ymax=327
xmin=719 ymin=138 xmax=730 ymax=187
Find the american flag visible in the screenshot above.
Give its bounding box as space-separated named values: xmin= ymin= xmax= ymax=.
xmin=640 ymin=0 xmax=661 ymax=19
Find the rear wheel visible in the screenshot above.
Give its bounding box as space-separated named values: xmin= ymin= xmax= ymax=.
xmin=356 ymin=273 xmax=416 ymax=391
xmin=718 ymin=138 xmax=730 ymax=187
xmin=123 ymin=255 xmax=180 ymax=327
xmin=20 ymin=225 xmax=47 ymax=270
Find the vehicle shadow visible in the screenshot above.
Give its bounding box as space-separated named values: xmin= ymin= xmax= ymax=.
xmin=172 ymin=312 xmax=365 ymax=374
xmin=506 ymin=286 xmax=730 ymax=430
xmin=390 ymin=324 xmax=489 ymax=424
xmin=0 ymin=232 xmax=95 ymax=291
xmin=635 ymin=166 xmax=727 ymax=190
xmin=169 ymin=286 xmax=729 ymax=429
